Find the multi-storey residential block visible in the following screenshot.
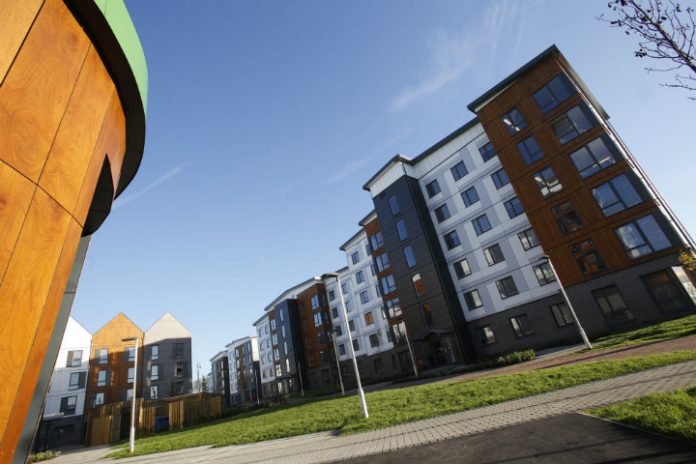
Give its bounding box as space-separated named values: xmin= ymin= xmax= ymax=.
xmin=227 ymin=337 xmax=261 ymax=404
xmin=34 ymin=318 xmax=92 ymax=451
xmin=210 ymin=350 xmax=231 ymax=405
xmin=142 ymin=313 xmax=193 ymax=400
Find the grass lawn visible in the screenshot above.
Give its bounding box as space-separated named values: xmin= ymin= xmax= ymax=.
xmin=589 ymin=386 xmax=696 ymax=442
xmin=589 ymin=314 xmax=696 ymax=350
xmin=108 ymin=349 xmax=696 ymax=458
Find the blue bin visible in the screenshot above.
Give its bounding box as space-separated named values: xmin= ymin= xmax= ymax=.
xmin=154 ymin=416 xmax=169 ymax=433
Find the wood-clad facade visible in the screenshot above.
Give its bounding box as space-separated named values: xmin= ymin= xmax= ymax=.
xmin=0 ymin=1 xmax=146 ymax=460
xmin=296 ymin=283 xmax=337 ymax=388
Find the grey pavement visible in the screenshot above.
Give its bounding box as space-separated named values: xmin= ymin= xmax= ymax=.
xmin=51 ymin=360 xmax=696 ymax=464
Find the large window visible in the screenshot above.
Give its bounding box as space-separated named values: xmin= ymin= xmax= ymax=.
xmin=491 ymin=168 xmax=509 ymax=189
xmin=351 ymin=251 xmax=360 ymax=265
xmin=370 ymin=231 xmax=384 ymax=250
xmin=642 ymin=270 xmax=694 ymax=314
xmin=464 ymin=289 xmax=483 ymax=310
xmin=472 ymin=214 xmax=492 ymax=236
xmin=461 ymin=186 xmax=479 ymax=207
xmin=510 ymin=314 xmax=534 ymax=337
xmin=151 ymin=364 xmax=159 ymax=381
xmin=569 ymin=135 xmax=620 ymax=178
xmin=593 ymin=285 xmax=634 ymax=325
xmin=518 ymin=228 xmax=539 ymax=250
xmin=592 ymin=174 xmax=645 ymax=216
xmin=434 ymin=203 xmax=451 ymax=223
xmin=615 ymin=215 xmax=672 ymax=259
xmin=533 ymin=262 xmax=556 ymax=286
xmin=96 ymin=348 xmax=108 ymax=365
xmin=385 ymin=297 xmax=402 ymax=318
xmin=551 ymin=201 xmax=584 ymax=235
xmin=388 ymin=195 xmax=400 ymax=215
xmin=66 ymin=350 xmax=82 ymax=368
xmin=380 ymin=274 xmax=397 ymax=294
xmin=480 ymin=326 xmax=496 ymax=345
xmin=504 ymin=197 xmax=524 ymax=219
xmin=60 ymin=396 xmax=77 ymax=415
xmin=571 ymin=239 xmax=606 ymax=275
xmin=444 ymin=230 xmax=461 ymax=249
xmin=484 ymin=244 xmax=505 ymax=266
xmin=550 ymin=303 xmax=575 ymax=327
xmin=97 ymin=370 xmax=107 ymax=387
xmin=412 ymin=273 xmax=425 ymax=297
xmin=403 ymin=245 xmax=417 ymax=268
xmin=355 ymin=270 xmax=365 ymax=284
xmin=151 ymin=345 xmax=159 ymax=360
xmin=517 ymin=135 xmax=544 ymax=165
xmin=375 ymin=252 xmax=390 ymax=272
xmin=451 ymin=161 xmax=468 ymax=182
xmin=396 ymin=219 xmax=408 ymax=240
xmin=533 ymin=74 xmax=574 ymax=112
xmin=533 ymin=166 xmax=563 ymax=197
xmin=502 ymin=107 xmax=527 ymax=135
xmin=454 ymin=258 xmax=472 ymax=279
xmin=311 ymin=294 xmax=321 ymax=309
xmin=425 ymin=179 xmax=441 ymax=198
xmin=496 ymin=276 xmax=519 ymax=299
xmin=479 ymin=142 xmax=497 ymax=162
xmin=552 ymin=102 xmax=597 ymax=144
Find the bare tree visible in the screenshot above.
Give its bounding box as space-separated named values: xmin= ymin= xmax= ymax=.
xmin=600 ymin=0 xmax=696 ymax=99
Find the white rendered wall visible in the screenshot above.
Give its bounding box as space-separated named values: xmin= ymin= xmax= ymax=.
xmin=255 ymin=316 xmax=275 ymax=385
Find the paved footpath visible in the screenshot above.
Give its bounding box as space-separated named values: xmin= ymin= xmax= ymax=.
xmin=53 ymin=360 xmax=696 ymax=464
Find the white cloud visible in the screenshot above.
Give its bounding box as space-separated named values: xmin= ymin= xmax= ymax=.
xmin=114 ymin=162 xmax=189 ymax=207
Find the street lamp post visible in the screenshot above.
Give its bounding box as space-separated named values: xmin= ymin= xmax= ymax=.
xmin=538 ymin=255 xmax=592 ymax=349
xmin=121 ymin=336 xmax=140 ymax=453
xmin=402 ymin=322 xmax=419 ymax=377
xmin=317 ymin=273 xmax=368 ymax=418
xmin=331 ymin=331 xmax=346 ymax=396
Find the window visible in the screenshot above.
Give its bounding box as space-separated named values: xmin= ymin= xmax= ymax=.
xmin=385 ymin=297 xmax=402 ymax=318
xmin=464 ymin=289 xmax=483 ymax=310
xmin=534 ymin=166 xmax=563 ymax=197
xmin=434 ymin=203 xmax=451 ymax=223
xmin=502 ymin=108 xmax=527 ymax=135
xmin=552 ymin=103 xmax=597 ymax=144
xmin=375 ymin=253 xmax=390 ymax=272
xmin=592 ymin=174 xmax=645 ymax=216
xmin=96 ymin=348 xmax=107 ymax=364
xmin=550 ymin=303 xmax=575 ymax=327
xmin=126 ymin=388 xmax=134 ymax=401
xmin=484 ymin=244 xmax=505 ymax=266
xmin=534 ymin=262 xmax=556 ymax=285
xmin=127 ymin=367 xmax=135 ymax=383
xmin=60 ymin=396 xmax=77 ymax=415
xmin=97 ymin=370 xmax=107 ymax=387
xmin=461 ymin=187 xmax=479 ymax=208
xmin=175 ymin=362 xmax=184 ymax=377
xmin=311 ymin=294 xmax=321 ymax=309
xmin=380 ymin=274 xmax=396 ymax=294
xmin=444 ymin=230 xmax=461 ymax=249
xmin=374 ymin=358 xmax=384 ymax=372
xmin=412 ymin=273 xmax=425 ymax=297
xmin=341 ymin=283 xmax=348 ymax=295
xmin=504 ymin=197 xmax=524 ymax=219
xmin=510 ymin=314 xmax=534 ymax=337
xmin=551 ymin=201 xmax=584 ymax=234
xmin=517 ymin=135 xmax=544 ymax=165
xmin=334 ymin=324 xmax=342 ymax=336
xmin=313 ymin=312 xmax=323 ymax=327
xmin=533 ymin=74 xmax=575 ymax=112
xmin=352 ymin=338 xmax=360 ymax=351
xmin=151 ymin=364 xmax=159 ymax=381
xmin=68 ymin=372 xmax=83 ymax=391
xmin=93 ymin=393 xmax=104 ymax=406
xmin=615 ymin=215 xmax=672 ymax=259
xmin=125 ymin=346 xmax=135 ymax=362
xmin=275 ymin=364 xmax=282 ymax=377
xmin=451 ymin=161 xmax=468 ymax=181
xmin=426 ymin=179 xmax=441 ymax=198
xmin=389 ymin=195 xmax=400 ymax=215
xmin=370 ymin=231 xmax=384 ymax=250
xmin=454 ymin=258 xmax=472 ymax=279
xmin=570 ymin=135 xmax=620 ymax=178
xmin=394 ymin=219 xmax=408 ymax=241
xmin=150 ymin=385 xmax=159 ymax=399
xmin=66 ymin=350 xmax=82 ymax=368
xmin=173 ymin=342 xmax=184 ymax=358
xmin=642 ymin=270 xmax=694 ymax=314
xmin=351 ymin=251 xmax=360 ymax=265
xmin=174 ymin=382 xmax=184 ymax=395
xmin=364 ymin=311 xmax=374 ymax=326
xmin=338 ymin=344 xmax=346 ymax=356
xmin=518 ymin=228 xmax=539 ymax=250
xmin=571 ymin=239 xmax=606 ymax=275
xmin=472 ymin=214 xmax=492 ymax=236
xmin=328 ymin=290 xmax=336 ymax=301
xmin=366 ymin=243 xmax=372 ymax=257
xmin=403 ymin=245 xmax=417 ymax=268
xmin=491 ymin=168 xmax=510 ymax=189
xmin=151 ymin=345 xmax=159 ymax=360
xmin=421 ymin=304 xmax=434 ymax=327
xmin=360 ymin=290 xmax=371 ymax=304
xmin=369 ymin=334 xmax=380 ymax=348
xmin=496 ymin=276 xmax=519 ymax=299
xmin=593 ymin=285 xmax=634 ymax=324
xmin=480 ymin=326 xmax=495 ymax=345
xmin=355 ymin=270 xmax=365 ymax=284
xmin=479 ymin=142 xmax=497 ymax=162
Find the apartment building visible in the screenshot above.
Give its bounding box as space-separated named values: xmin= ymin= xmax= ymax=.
xmin=142 ymin=313 xmax=193 ymax=400
xmin=226 ymin=337 xmax=261 ymax=404
xmin=210 ymin=350 xmax=231 ymax=405
xmin=34 ymin=318 xmax=92 ymax=451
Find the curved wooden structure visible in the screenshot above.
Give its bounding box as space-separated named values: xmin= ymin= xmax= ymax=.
xmin=0 ymin=0 xmax=146 ymax=460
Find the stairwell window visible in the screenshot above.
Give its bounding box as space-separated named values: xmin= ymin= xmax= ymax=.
xmin=502 ymin=107 xmax=527 ymax=135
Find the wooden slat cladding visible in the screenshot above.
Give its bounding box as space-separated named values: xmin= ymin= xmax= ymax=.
xmin=296 ymin=283 xmax=332 ymax=375
xmin=473 ymin=51 xmax=682 ymax=287
xmin=0 ymin=0 xmax=43 ymax=84
xmin=0 ymin=162 xmax=34 ymax=283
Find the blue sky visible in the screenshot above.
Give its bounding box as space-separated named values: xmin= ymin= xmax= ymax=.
xmin=71 ymin=0 xmax=696 ymax=375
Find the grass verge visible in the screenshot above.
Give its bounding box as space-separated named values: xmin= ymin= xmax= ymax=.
xmin=589 ymin=314 xmax=696 ymax=350
xmin=588 ymin=385 xmax=696 ymax=442
xmin=108 ymin=349 xmax=696 ymax=458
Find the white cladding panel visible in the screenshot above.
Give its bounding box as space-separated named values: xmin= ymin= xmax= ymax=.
xmin=143 ymin=312 xmax=192 ymax=345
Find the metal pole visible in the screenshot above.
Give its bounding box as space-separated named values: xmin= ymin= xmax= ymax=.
xmin=297 ymin=360 xmax=305 ymax=397
xmin=129 ymin=337 xmax=139 ymax=453
xmin=331 ymin=331 xmax=345 ymax=396
xmin=335 ymin=273 xmax=369 ymax=418
xmin=253 ymin=365 xmax=260 ymax=406
xmin=402 ymin=323 xmax=418 ymax=377
xmin=544 ymin=256 xmax=592 ymax=349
